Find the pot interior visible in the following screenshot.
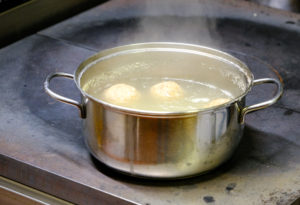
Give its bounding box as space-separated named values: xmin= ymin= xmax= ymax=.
xmin=78 ymin=43 xmax=253 ymax=113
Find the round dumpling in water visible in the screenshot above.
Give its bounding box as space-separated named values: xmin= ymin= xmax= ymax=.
xmin=103 ymin=83 xmax=140 ymax=105
xmin=205 ymin=98 xmax=230 ymax=108
xmin=150 ymin=81 xmax=184 ymax=100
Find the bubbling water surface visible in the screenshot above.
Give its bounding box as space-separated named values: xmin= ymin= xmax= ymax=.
xmin=82 ymin=77 xmax=234 ymax=112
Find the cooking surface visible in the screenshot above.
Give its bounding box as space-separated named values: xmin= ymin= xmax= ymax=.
xmin=0 ymin=0 xmax=299 ymax=204
xmin=245 ymin=0 xmax=300 ymax=13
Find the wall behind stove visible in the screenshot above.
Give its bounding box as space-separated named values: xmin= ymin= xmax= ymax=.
xmin=0 ymin=0 xmax=107 ymax=48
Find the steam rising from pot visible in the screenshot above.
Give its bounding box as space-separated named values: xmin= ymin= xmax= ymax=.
xmin=117 ymin=0 xmax=220 ymax=48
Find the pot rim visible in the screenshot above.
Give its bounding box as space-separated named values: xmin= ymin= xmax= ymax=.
xmin=74 ymin=42 xmax=254 ymax=117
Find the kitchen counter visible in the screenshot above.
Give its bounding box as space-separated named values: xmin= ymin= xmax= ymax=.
xmin=0 ymin=0 xmax=299 ymax=204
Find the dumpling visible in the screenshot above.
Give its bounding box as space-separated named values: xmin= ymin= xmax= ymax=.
xmin=205 ymin=98 xmax=230 ymax=108
xmin=150 ymin=81 xmax=183 ymax=100
xmin=103 ymin=83 xmax=140 ymax=105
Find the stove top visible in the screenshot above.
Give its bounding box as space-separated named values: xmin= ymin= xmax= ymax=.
xmin=0 ymin=0 xmax=299 ymax=204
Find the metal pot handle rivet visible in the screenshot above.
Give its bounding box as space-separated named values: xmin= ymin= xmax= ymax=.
xmin=44 ymin=72 xmax=86 ymax=118
xmin=240 ymin=78 xmax=283 ymax=124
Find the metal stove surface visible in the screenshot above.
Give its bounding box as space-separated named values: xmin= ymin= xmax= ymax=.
xmin=0 ymin=0 xmax=299 ymax=204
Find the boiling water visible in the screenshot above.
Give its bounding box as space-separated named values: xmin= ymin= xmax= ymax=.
xmin=82 ymin=77 xmax=234 ymax=112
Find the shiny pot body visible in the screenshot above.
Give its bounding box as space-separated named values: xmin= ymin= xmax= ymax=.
xmin=45 ymin=43 xmax=282 ymax=178
xmin=84 ymin=98 xmax=243 ymax=178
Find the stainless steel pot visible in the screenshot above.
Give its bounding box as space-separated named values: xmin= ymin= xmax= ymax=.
xmin=44 ymin=43 xmax=283 ymax=178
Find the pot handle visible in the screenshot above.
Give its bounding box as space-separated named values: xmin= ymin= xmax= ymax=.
xmin=44 ymin=72 xmax=86 ymax=118
xmin=240 ymin=78 xmax=283 ymax=124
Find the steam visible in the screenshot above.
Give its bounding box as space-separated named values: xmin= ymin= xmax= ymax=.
xmin=117 ymin=0 xmax=220 ymax=48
